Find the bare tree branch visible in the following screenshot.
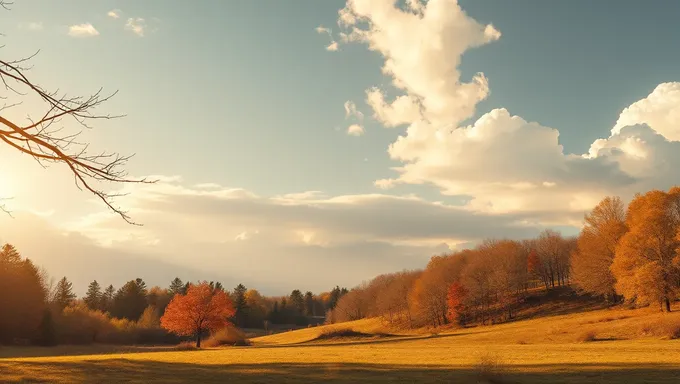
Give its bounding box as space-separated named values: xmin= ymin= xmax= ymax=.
xmin=0 ymin=6 xmax=154 ymax=224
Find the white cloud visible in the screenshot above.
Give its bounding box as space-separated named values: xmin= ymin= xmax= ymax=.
xmin=611 ymin=82 xmax=680 ymax=142
xmin=68 ymin=23 xmax=99 ymax=37
xmin=334 ymin=0 xmax=680 ymax=225
xmin=347 ymin=124 xmax=365 ymax=136
xmin=108 ymin=9 xmax=121 ymax=19
xmin=0 ymin=177 xmax=561 ymax=294
xmin=336 ymin=0 xmax=501 ymax=127
xmin=344 ymin=101 xmax=364 ymax=120
xmin=125 ymin=17 xmax=146 ymax=37
xmin=316 ymin=24 xmax=339 ymax=52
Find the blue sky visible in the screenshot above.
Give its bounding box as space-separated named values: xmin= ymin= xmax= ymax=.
xmin=1 ymin=0 xmax=679 ymax=294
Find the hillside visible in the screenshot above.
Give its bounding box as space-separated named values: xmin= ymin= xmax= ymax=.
xmin=4 ymin=303 xmax=680 ymax=383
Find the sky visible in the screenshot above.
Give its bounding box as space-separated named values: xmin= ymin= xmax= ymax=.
xmin=1 ymin=0 xmax=679 ymax=295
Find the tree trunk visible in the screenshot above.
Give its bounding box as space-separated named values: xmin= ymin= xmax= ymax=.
xmin=196 ymin=332 xmax=201 ymax=348
xmin=665 ymin=297 xmax=672 ymax=312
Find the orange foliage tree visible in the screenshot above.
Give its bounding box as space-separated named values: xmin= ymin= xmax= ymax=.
xmin=160 ymin=282 xmax=235 ymax=347
xmin=446 ymin=282 xmax=468 ymax=325
xmin=611 ymin=188 xmax=680 ymax=312
xmin=571 ymin=196 xmax=627 ymax=301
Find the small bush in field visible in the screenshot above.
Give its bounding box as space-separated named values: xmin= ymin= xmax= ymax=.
xmin=174 ymin=341 xmax=198 ymax=351
xmin=202 ymin=327 xmax=247 ymax=347
xmin=577 ymin=330 xmax=597 ymax=342
xmin=641 ymin=316 xmax=680 ymax=339
xmin=474 ymin=353 xmax=508 ymax=383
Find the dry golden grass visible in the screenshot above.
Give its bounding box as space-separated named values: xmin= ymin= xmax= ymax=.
xmin=3 ymin=305 xmax=680 ymax=383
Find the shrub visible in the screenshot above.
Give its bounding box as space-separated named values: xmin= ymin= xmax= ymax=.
xmin=174 ymin=341 xmax=198 ymax=351
xmin=640 ymin=316 xmax=680 ymax=339
xmin=474 ymin=353 xmax=508 ymax=384
xmin=577 ymin=330 xmax=597 ymax=342
xmin=202 ymin=326 xmax=247 ymax=348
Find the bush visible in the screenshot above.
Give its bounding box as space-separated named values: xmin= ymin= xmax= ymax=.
xmin=640 ymin=316 xmax=680 ymax=339
xmin=174 ymin=341 xmax=198 ymax=351
xmin=54 ymin=303 xmax=177 ymax=345
xmin=474 ymin=353 xmax=508 ymax=384
xmin=577 ymin=330 xmax=597 ymax=343
xmin=202 ymin=326 xmax=247 ymax=347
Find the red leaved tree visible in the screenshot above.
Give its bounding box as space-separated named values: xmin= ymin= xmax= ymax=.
xmin=160 ymin=282 xmax=235 ymax=347
xmin=446 ymin=282 xmax=468 ymax=325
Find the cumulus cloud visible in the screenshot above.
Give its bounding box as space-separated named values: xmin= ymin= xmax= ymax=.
xmin=125 ymin=17 xmax=146 ymax=37
xmin=108 ymin=9 xmax=121 ymax=19
xmin=336 ymin=0 xmax=501 ymax=127
xmin=347 ymin=124 xmax=365 ymax=136
xmin=68 ymin=23 xmax=99 ymax=37
xmin=333 ymin=0 xmax=680 ymax=224
xmin=611 ymin=83 xmax=680 ymax=141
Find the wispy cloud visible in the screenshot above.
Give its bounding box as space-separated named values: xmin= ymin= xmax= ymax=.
xmin=315 ymin=25 xmax=339 ymax=52
xmin=125 ymin=17 xmax=146 ymax=37
xmin=108 ymin=9 xmax=122 ymax=19
xmin=68 ymin=23 xmax=99 ymax=37
xmin=344 ymin=101 xmax=365 ymax=136
xmin=19 ymin=22 xmax=43 ymax=31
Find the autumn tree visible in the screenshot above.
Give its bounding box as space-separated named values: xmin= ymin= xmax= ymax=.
xmin=572 ymin=196 xmax=627 ymax=301
xmin=0 ymin=1 xmax=150 ymax=222
xmin=0 ymin=243 xmax=46 ymax=343
xmin=446 ymin=282 xmax=468 ymax=325
xmin=53 ymin=277 xmax=76 ymax=310
xmin=534 ymin=230 xmax=574 ymax=288
xmin=84 ymin=280 xmax=102 ymax=311
xmin=611 ymin=188 xmax=680 ymax=311
xmin=161 ymin=282 xmax=236 ymax=347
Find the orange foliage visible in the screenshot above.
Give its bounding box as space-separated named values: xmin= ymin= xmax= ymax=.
xmin=527 ymin=250 xmax=540 ymax=276
xmin=446 ymin=282 xmax=468 ymax=324
xmin=160 ymin=282 xmax=235 ymax=347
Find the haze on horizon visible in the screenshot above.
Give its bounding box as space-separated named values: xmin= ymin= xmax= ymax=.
xmin=1 ymin=0 xmax=680 ymax=295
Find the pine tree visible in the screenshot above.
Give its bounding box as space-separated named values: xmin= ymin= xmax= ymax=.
xmin=304 ymin=291 xmax=315 ymax=316
xmin=54 ymin=276 xmax=76 ymax=310
xmin=290 ymin=289 xmax=305 ymax=314
xmin=111 ymin=279 xmax=149 ymax=321
xmin=168 ymin=277 xmax=185 ymax=296
xmin=232 ymin=283 xmax=248 ymax=326
xmin=101 ymin=285 xmax=115 ymax=313
xmin=84 ymin=280 xmax=102 ymax=310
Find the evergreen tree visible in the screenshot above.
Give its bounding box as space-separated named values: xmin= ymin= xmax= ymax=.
xmin=304 ymin=291 xmax=315 ymax=316
xmin=232 ymin=283 xmax=248 ymax=327
xmin=35 ymin=308 xmax=57 ymax=346
xmin=101 ymin=284 xmax=115 ymax=313
xmin=54 ymin=276 xmax=76 ymax=310
xmin=111 ymin=278 xmax=149 ymax=321
xmin=290 ymin=289 xmax=305 ymax=314
xmin=168 ymin=277 xmax=185 ymax=296
xmin=83 ymin=280 xmax=102 ymax=310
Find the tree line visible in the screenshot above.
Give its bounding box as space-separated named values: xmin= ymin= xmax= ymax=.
xmin=328 ymin=187 xmax=680 ymax=328
xmin=4 ymin=186 xmax=680 ymax=346
xmin=0 ymin=246 xmax=348 ymax=346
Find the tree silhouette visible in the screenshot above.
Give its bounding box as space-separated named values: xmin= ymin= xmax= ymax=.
xmin=0 ymin=1 xmax=152 ymax=223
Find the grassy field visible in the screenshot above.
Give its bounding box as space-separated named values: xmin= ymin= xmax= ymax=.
xmin=2 ymin=306 xmax=680 ymax=383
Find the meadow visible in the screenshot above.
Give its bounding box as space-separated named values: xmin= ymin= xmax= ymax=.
xmin=2 ymin=305 xmax=680 ymax=383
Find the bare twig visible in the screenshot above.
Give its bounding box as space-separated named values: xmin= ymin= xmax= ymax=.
xmin=0 ymin=7 xmax=154 ymax=224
